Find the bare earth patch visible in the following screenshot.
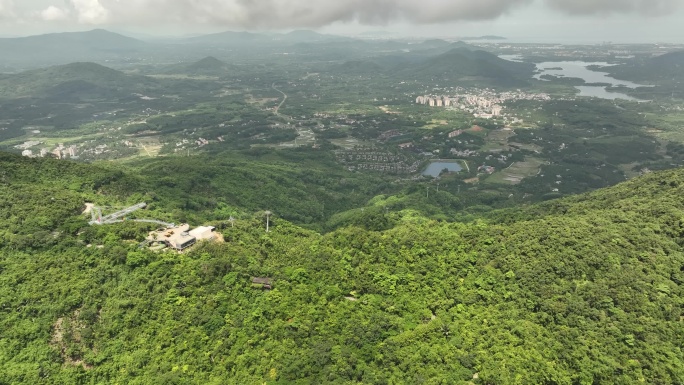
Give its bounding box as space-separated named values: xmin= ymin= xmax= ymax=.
xmin=51 ymin=310 xmax=94 ymax=370
xmin=82 ymin=203 xmax=95 ymax=215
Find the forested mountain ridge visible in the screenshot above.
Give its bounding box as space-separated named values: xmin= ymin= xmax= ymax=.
xmin=0 ymin=152 xmax=683 ymax=384
xmin=608 ymin=50 xmax=684 ymax=82
xmin=398 ymin=48 xmax=535 ymax=86
xmin=333 ymin=47 xmax=534 ymax=87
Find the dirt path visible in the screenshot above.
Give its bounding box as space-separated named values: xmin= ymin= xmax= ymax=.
xmin=139 ymin=141 xmax=153 ymax=157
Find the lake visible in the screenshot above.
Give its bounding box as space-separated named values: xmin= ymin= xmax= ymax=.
xmin=422 ymin=161 xmax=463 ymax=177
xmin=533 ymin=61 xmax=652 ymax=100
xmin=575 ymin=86 xmax=638 ymax=100
xmin=499 ymin=54 xmax=524 ymax=62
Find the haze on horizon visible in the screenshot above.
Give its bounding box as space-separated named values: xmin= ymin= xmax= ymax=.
xmin=0 ymin=0 xmax=682 ymax=43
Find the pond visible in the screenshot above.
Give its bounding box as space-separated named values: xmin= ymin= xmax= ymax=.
xmin=422 ymin=161 xmax=463 ymax=177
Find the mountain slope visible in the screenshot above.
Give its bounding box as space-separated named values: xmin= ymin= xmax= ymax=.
xmin=0 ymin=152 xmax=682 ymax=384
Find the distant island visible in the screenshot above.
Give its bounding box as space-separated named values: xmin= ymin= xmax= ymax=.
xmin=460 ymin=35 xmax=507 ymax=41
xmin=358 ymin=31 xmax=393 ymax=37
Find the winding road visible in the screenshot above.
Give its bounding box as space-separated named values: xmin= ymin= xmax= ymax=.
xmin=272 ymin=83 xmax=287 ymax=116
xmin=270 ymin=82 xmax=317 ymax=147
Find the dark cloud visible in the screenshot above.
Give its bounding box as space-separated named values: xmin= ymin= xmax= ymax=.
xmin=544 ymin=0 xmax=681 ymax=16
xmin=94 ymin=0 xmax=533 ymax=28
xmin=12 ymin=0 xmax=684 ymax=28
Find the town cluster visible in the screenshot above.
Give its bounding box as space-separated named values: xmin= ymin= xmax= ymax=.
xmin=416 ymin=88 xmax=551 ymax=120
xmin=335 ymin=150 xmax=421 ymax=174
xmin=16 ymin=141 xmax=78 ymax=159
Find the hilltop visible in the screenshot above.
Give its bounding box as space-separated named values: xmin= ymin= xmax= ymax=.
xmin=0 ymin=151 xmax=683 ymax=384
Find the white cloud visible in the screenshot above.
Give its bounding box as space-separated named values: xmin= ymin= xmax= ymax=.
xmin=71 ymin=0 xmax=109 ymax=24
xmin=0 ymin=0 xmax=16 ymax=20
xmin=40 ymin=5 xmax=70 ymax=21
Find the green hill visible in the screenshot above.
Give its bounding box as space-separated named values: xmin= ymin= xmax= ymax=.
xmin=419 ymin=39 xmax=451 ymax=47
xmin=0 ymin=62 xmax=158 ymax=98
xmin=333 ymin=59 xmax=385 ymax=75
xmin=164 ymin=56 xmax=237 ymax=76
xmin=0 ymin=151 xmax=683 ymax=384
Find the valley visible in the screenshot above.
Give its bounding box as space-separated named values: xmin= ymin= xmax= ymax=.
xmin=1 ymin=37 xmax=682 ymax=222
xmin=0 ymin=27 xmax=683 ymax=384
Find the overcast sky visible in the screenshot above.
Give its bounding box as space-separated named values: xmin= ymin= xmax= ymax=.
xmin=0 ymin=0 xmax=682 ymax=43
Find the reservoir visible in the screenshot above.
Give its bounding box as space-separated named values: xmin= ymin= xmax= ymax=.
xmin=533 ymin=61 xmax=652 ymax=100
xmin=422 ymin=161 xmax=463 ymax=177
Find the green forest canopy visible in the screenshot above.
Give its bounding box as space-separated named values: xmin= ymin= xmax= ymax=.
xmin=0 ymin=152 xmax=683 ymax=384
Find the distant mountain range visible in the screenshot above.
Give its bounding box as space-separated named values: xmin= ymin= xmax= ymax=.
xmin=0 ymin=29 xmax=531 ymax=89
xmin=0 ymin=29 xmax=148 ymax=67
xmin=0 ymin=29 xmax=356 ymax=69
xmin=183 ymin=29 xmax=353 ymax=46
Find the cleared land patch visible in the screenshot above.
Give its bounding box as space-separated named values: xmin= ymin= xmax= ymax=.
xmin=423 ymin=119 xmax=449 ymax=129
xmin=486 ymin=157 xmax=546 ymax=185
xmin=482 ymin=129 xmax=515 ymax=152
